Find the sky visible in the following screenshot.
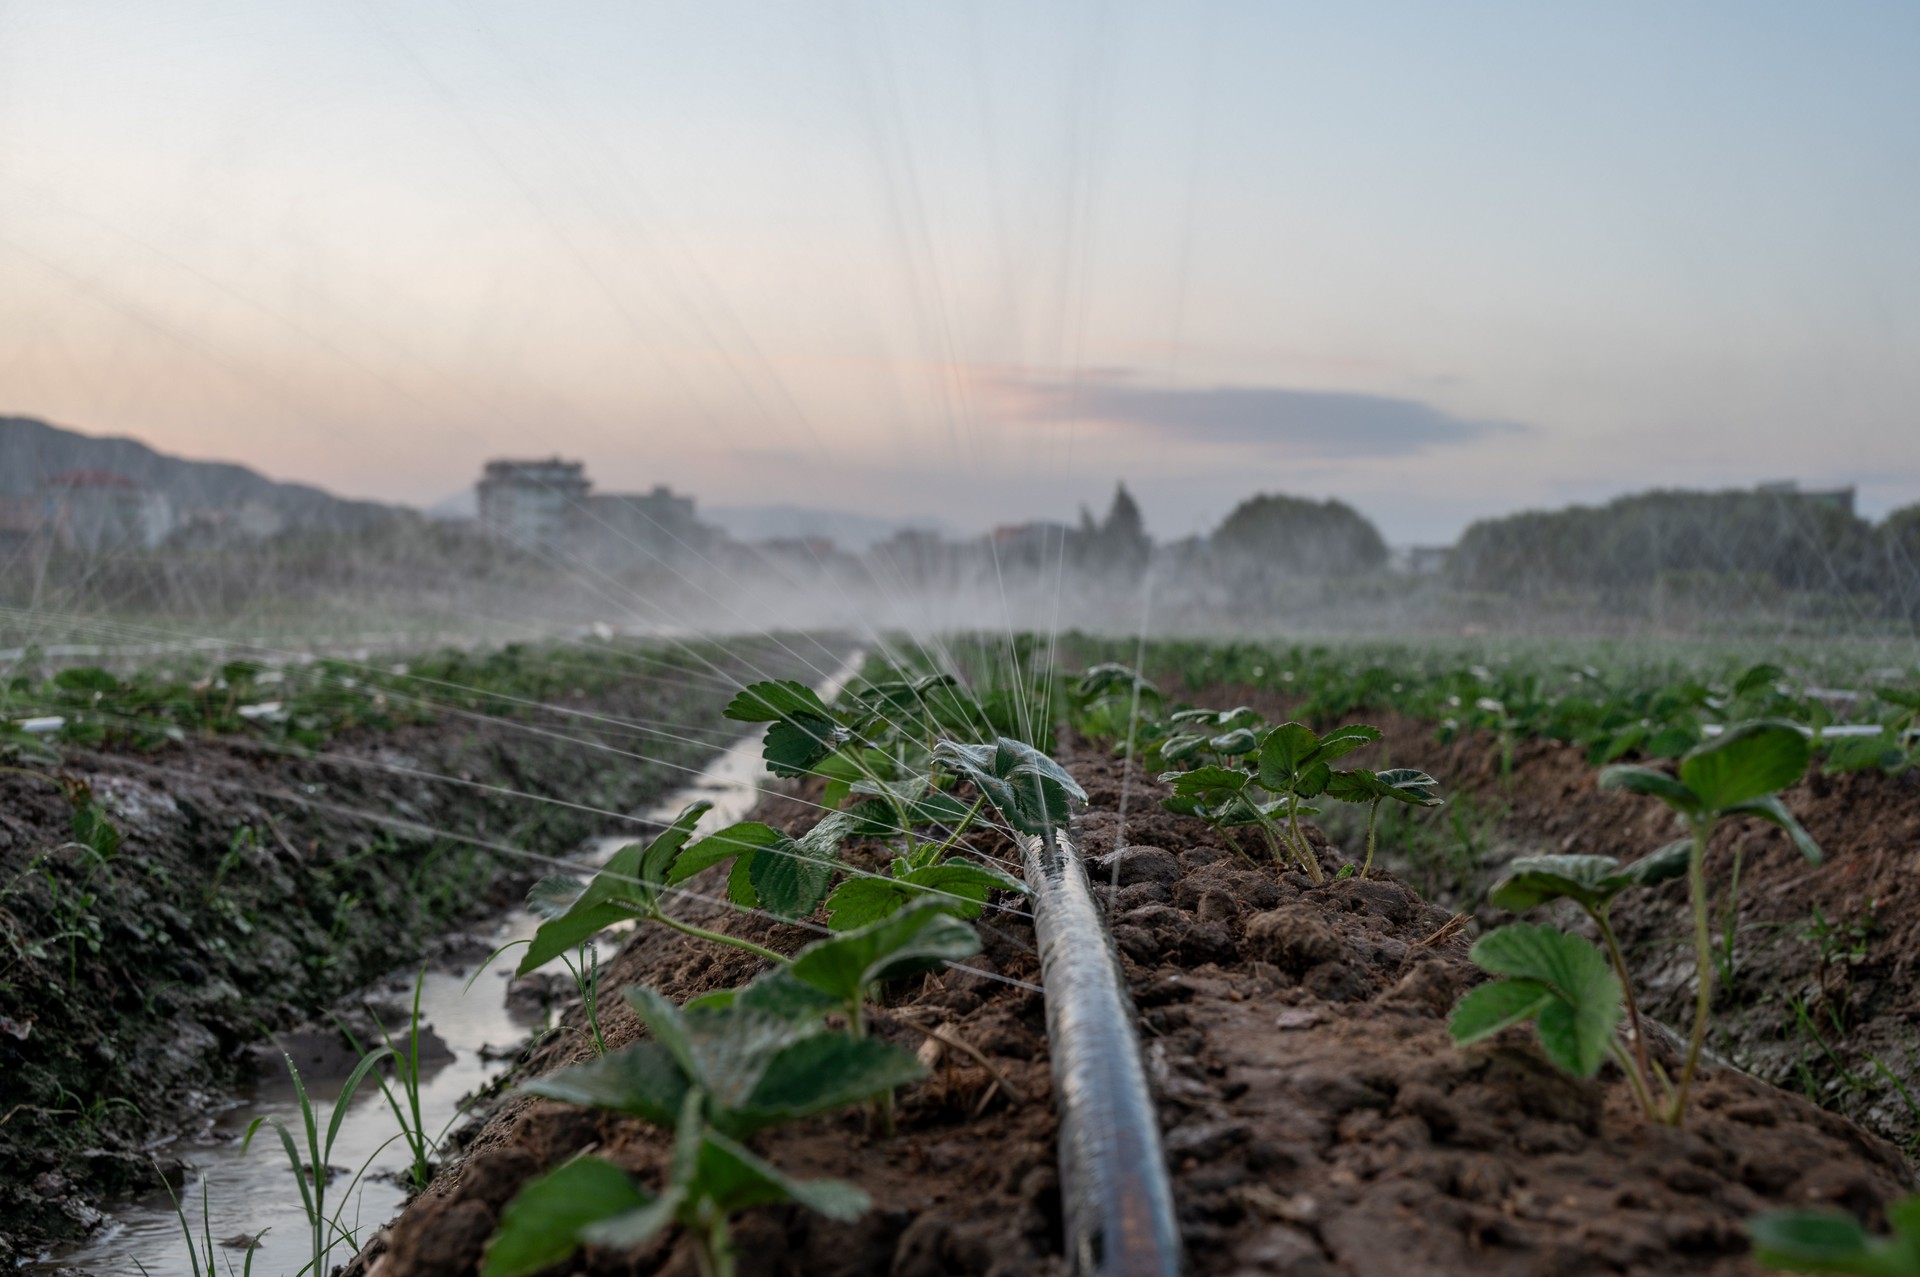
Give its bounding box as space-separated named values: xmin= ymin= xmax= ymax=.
xmin=1 ymin=1 xmax=1916 ymax=545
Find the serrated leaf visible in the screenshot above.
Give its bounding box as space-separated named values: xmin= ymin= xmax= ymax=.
xmin=695 ymin=1128 xmax=870 ymax=1219
xmin=519 ymin=803 xmax=711 ymax=974
xmin=788 ymin=899 xmax=981 ymax=1005
xmin=824 ymin=877 xmax=910 ymax=931
xmin=1448 ymin=979 xmax=1553 ymax=1046
xmin=749 ymin=835 xmax=835 ymax=920
xmin=1257 ymin=722 xmax=1321 ymax=786
xmin=521 ymin=1040 xmax=690 ymax=1127
xmin=1462 ymin=923 xmax=1620 ymax=1078
xmin=724 ymin=680 xmax=832 ymax=723
xmin=670 ymin=821 xmax=791 ymax=885
xmin=744 ymin=1033 xmax=926 ymax=1122
xmin=762 ymin=715 xmax=850 ymax=778
xmin=482 ymin=1158 xmax=652 ymax=1277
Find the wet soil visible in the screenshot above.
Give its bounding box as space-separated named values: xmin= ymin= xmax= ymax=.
xmin=1192 ymin=678 xmax=1920 ymax=1156
xmin=359 ymin=739 xmax=1912 ymax=1277
xmin=0 ymin=644 xmax=817 ymax=1263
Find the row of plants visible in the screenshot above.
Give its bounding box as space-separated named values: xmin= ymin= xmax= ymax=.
xmin=465 ymin=665 xmax=1084 ymax=1276
xmin=1065 ymin=635 xmax=1920 ymax=778
xmin=1061 ymin=650 xmax=1920 ymax=1274
xmin=0 ymin=636 xmax=787 ymax=759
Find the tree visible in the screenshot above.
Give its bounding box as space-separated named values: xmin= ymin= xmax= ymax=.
xmin=1208 ymin=493 xmax=1388 ymax=577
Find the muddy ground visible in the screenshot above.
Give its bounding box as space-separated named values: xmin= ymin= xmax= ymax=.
xmin=1183 ymin=677 xmax=1920 ymax=1158
xmin=0 ymin=642 xmax=821 ymax=1263
xmin=357 ymin=738 xmax=1912 ymax=1276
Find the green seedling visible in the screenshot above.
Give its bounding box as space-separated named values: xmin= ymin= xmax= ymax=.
xmin=931 ymin=736 xmax=1086 ymax=837
xmin=1449 ymin=921 xmax=1623 ymax=1078
xmin=1748 ymin=1195 xmax=1920 ymax=1275
xmin=487 ymin=973 xmax=918 ymax=1277
xmin=1478 ymin=844 xmax=1691 ymax=1117
xmin=485 ymin=1092 xmax=868 ymax=1277
xmin=722 ymin=679 xmax=852 ymax=779
xmin=1324 ymin=767 xmax=1444 ymax=875
xmin=1598 ymin=719 xmax=1822 ymax=1121
xmin=1256 ymin=721 xmax=1383 ymax=883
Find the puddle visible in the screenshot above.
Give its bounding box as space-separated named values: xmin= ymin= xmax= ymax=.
xmin=44 ymin=655 xmax=861 ymax=1277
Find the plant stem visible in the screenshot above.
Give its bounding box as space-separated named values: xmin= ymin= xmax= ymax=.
xmin=1608 ymin=1038 xmax=1661 ymax=1122
xmin=701 ymin=1214 xmax=735 ymax=1277
xmin=1590 ymin=904 xmax=1656 ymax=1106
xmin=1362 ymin=801 xmax=1380 ymax=876
xmin=1669 ymin=825 xmax=1715 ymax=1124
xmin=654 ymin=913 xmax=787 ymax=965
xmin=1286 ymin=803 xmax=1324 ymax=883
xmin=1717 ymin=846 xmax=1745 ymax=988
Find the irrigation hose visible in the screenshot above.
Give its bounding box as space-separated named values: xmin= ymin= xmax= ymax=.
xmin=1023 ymin=827 xmax=1183 ymax=1277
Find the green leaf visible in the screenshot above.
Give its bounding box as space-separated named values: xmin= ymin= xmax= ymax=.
xmin=1617 ymin=839 xmax=1693 ymax=888
xmin=1159 ymin=765 xmax=1251 ymax=798
xmin=762 ymin=715 xmax=851 ymax=778
xmin=1448 ymin=979 xmax=1553 ymax=1046
xmin=670 ymin=821 xmax=791 ymax=885
xmin=1746 ymin=1205 xmax=1920 ymax=1276
xmin=1464 ymin=923 xmax=1621 ymax=1077
xmin=744 ymin=1033 xmax=926 ymax=1122
xmin=483 ymin=1158 xmax=652 ymax=1277
xmin=1679 ymin=720 xmax=1810 ymax=813
xmin=788 ymin=899 xmax=981 ymax=1005
xmin=1487 ymin=855 xmax=1624 ymax=913
xmin=724 ymin=680 xmax=832 ymax=723
xmin=693 ymin=1128 xmax=870 ymax=1220
xmin=1209 ymin=728 xmax=1259 ymax=756
xmin=574 ymin=1191 xmax=686 ymax=1251
xmin=1733 ymin=663 xmax=1785 ymax=698
xmin=1823 ymin=732 xmax=1905 ymax=776
xmin=823 ymin=877 xmax=911 ymax=931
xmin=1257 ymin=722 xmax=1321 ymax=787
xmin=520 ymin=1041 xmax=690 ymax=1128
xmin=1375 ymin=768 xmax=1443 ymax=806
xmin=931 ymin=737 xmax=1085 ymax=836
xmin=1310 ymin=723 xmax=1383 ymax=764
xmin=1597 ymin=764 xmax=1699 ymax=812
xmin=749 ymin=832 xmax=835 ymax=920
xmin=519 ymin=802 xmax=712 ymax=974
xmin=1724 ymin=794 xmax=1824 ymax=864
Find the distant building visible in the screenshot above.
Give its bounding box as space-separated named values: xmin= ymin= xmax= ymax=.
xmin=476 ymin=458 xmax=589 ymax=552
xmin=1756 ymin=481 xmax=1855 ymax=516
xmin=474 ymin=459 xmax=714 ymax=568
xmin=584 ymin=485 xmax=712 ymax=564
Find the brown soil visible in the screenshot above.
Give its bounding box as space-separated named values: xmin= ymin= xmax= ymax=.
xmin=357 ymin=740 xmax=1912 ymax=1277
xmin=1191 ymin=678 xmax=1920 ymax=1155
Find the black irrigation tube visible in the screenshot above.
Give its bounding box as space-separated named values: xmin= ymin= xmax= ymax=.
xmin=1024 ymin=825 xmax=1182 ymax=1277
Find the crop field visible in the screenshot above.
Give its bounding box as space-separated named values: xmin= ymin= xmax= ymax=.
xmin=4 ymin=625 xmax=1916 ymax=1277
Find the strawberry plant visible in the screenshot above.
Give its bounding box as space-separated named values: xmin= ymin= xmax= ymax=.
xmin=1323 ymin=766 xmax=1443 ymax=875
xmin=484 ymin=979 xmax=911 ymax=1277
xmin=1452 ymin=720 xmax=1821 ymax=1123
xmin=1255 ymin=721 xmax=1383 ymax=883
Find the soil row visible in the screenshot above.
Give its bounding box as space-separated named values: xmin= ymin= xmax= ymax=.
xmin=1189 ymin=677 xmax=1920 ymax=1156
xmin=357 ymin=736 xmax=1913 ymax=1276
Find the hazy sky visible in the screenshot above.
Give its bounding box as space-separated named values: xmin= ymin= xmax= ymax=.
xmin=2 ymin=2 xmax=1915 ymax=544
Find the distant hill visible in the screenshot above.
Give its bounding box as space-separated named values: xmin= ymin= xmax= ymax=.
xmin=703 ymin=503 xmax=952 ymax=552
xmin=0 ymin=416 xmax=397 ymax=530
